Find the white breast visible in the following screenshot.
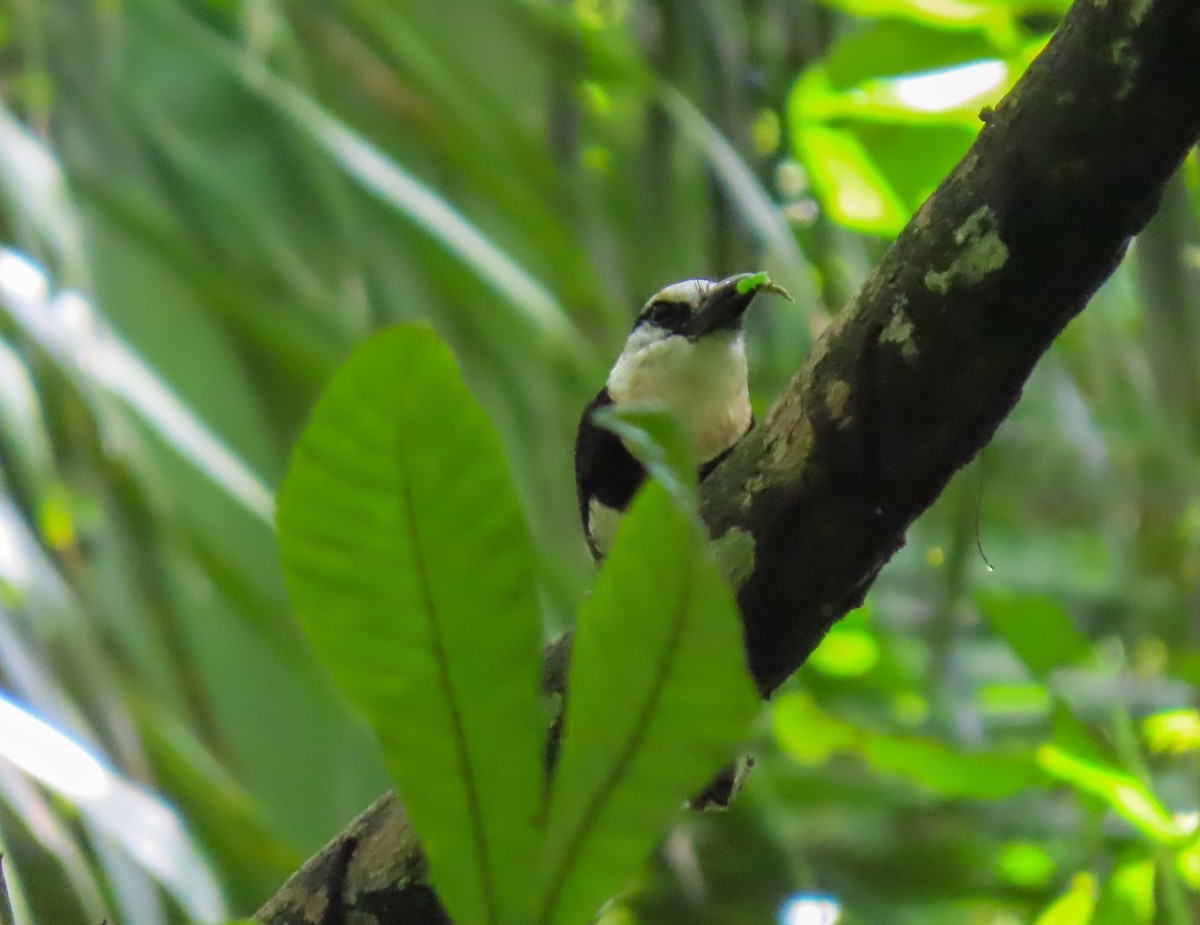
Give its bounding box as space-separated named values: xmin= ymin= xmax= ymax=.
xmin=606 ymin=331 xmax=751 ymax=463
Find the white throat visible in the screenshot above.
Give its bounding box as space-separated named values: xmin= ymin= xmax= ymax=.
xmin=606 ymin=329 xmax=751 ymax=463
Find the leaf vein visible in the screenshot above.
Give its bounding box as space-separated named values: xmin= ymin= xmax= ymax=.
xmin=539 ymin=534 xmax=699 ymax=925
xmin=399 ymin=460 xmax=499 ymax=925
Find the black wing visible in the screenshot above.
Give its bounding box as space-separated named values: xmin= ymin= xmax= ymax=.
xmin=573 ymin=388 xmax=647 ymax=554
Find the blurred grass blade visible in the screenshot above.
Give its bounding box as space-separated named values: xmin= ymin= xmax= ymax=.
xmin=0 ymin=693 xmax=226 ymax=922
xmin=0 ymin=830 xmax=32 ymax=925
xmin=0 ymin=103 xmax=87 ymax=285
xmin=253 ymin=81 xmax=579 ymax=350
xmin=537 ymin=481 xmax=759 ymax=925
xmin=0 ymin=338 xmax=61 ymax=513
xmin=0 ymin=762 xmax=107 ymax=922
xmin=658 ymin=86 xmax=817 ymax=308
xmin=140 ymin=0 xmax=588 ymax=365
xmin=277 ymin=325 xmax=544 ymax=925
xmin=0 ymin=848 xmax=16 ymax=925
xmin=0 ymin=248 xmax=274 ymax=523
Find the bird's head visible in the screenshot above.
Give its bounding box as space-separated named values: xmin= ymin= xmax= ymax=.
xmin=606 ymin=272 xmax=787 ymax=404
xmin=630 ymin=272 xmax=768 ymax=344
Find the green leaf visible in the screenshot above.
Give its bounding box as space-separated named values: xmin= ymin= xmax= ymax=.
xmin=772 ymin=690 xmax=1038 ymax=796
xmin=771 ymin=692 xmax=858 ymax=765
xmin=864 ymin=734 xmax=1040 ymax=799
xmin=1036 ymin=745 xmax=1181 ymax=845
xmin=1033 ymin=873 xmax=1097 ymax=925
xmin=994 ymin=841 xmax=1057 ymax=888
xmin=1142 ymin=708 xmax=1200 ymax=755
xmin=1091 ymin=857 xmax=1155 ymax=925
xmin=590 ymin=404 xmax=697 ymax=505
xmin=813 ymin=0 xmax=1018 ymax=45
xmin=976 ymin=590 xmax=1093 ymax=680
xmin=276 ymin=325 xmax=544 ymax=925
xmin=793 ymin=121 xmax=910 ymax=236
xmin=537 ymin=481 xmax=759 ymax=925
xmin=1175 ymin=835 xmax=1200 ymax=890
xmin=807 ymin=625 xmax=880 ymax=677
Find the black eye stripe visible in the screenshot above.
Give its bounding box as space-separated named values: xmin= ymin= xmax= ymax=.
xmin=637 ymin=299 xmax=690 ymax=331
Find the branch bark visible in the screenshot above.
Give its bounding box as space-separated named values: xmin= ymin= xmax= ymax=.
xmin=709 ymin=0 xmax=1200 ymax=694
xmin=256 ymin=0 xmax=1200 ymax=920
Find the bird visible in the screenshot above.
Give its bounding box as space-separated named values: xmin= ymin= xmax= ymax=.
xmin=574 ymin=272 xmax=788 ymax=559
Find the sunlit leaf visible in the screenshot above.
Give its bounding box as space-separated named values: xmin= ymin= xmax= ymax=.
xmin=976 ymin=682 xmax=1052 ymax=718
xmin=538 ymin=481 xmax=759 ymax=925
xmin=793 ymin=122 xmax=910 ymax=236
xmin=277 ymin=325 xmax=545 ymax=925
xmin=808 ymin=625 xmax=880 ymax=677
xmin=1091 ymin=856 xmax=1154 ymax=925
xmin=772 ymin=692 xmax=858 ymax=765
xmin=1142 ymin=709 xmax=1200 ymax=755
xmin=1033 ymin=873 xmax=1096 ymax=925
xmin=1036 ymin=745 xmax=1181 ymax=845
xmin=0 ymin=102 xmax=87 ymax=283
xmin=812 ymin=0 xmax=1018 ymax=45
xmin=1175 ymin=835 xmax=1200 ymax=890
xmin=995 ymin=841 xmax=1057 ymax=888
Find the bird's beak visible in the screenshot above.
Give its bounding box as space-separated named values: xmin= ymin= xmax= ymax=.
xmin=687 ymin=273 xmax=771 ymax=339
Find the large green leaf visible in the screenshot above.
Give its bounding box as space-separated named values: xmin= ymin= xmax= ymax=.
xmin=536 ymin=481 xmax=759 ymax=925
xmin=276 ymin=325 xmax=544 ymax=925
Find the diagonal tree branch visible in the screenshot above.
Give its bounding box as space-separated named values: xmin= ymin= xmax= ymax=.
xmin=706 ymin=0 xmax=1200 ymax=695
xmin=256 ymin=0 xmax=1200 ymax=920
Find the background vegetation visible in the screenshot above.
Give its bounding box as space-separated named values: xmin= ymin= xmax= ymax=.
xmin=0 ymin=0 xmax=1197 ymax=923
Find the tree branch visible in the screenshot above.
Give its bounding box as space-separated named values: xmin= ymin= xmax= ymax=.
xmin=706 ymin=0 xmax=1200 ymax=694
xmin=256 ymin=0 xmax=1200 ymax=919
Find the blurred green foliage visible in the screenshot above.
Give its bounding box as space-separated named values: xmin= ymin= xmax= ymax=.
xmin=0 ymin=0 xmax=1196 ymax=923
